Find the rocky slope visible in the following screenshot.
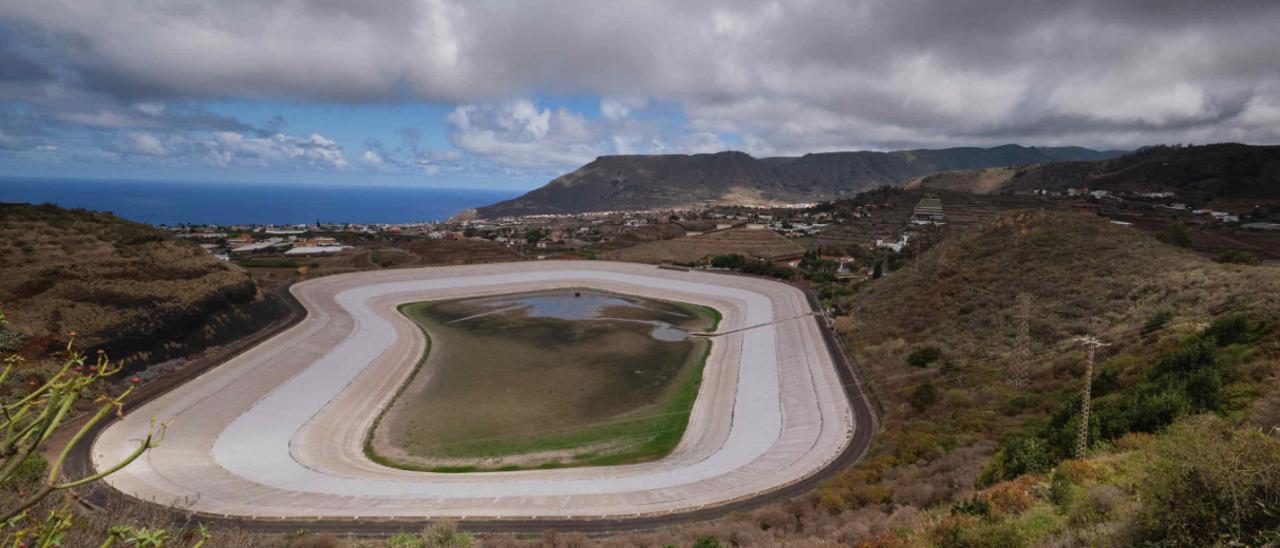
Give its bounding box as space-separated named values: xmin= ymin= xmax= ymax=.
xmin=476 ymin=145 xmax=1120 ymax=217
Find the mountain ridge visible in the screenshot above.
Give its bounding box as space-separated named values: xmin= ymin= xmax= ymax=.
xmin=475 ymin=144 xmax=1123 ymax=217
xmin=907 ymin=143 xmax=1280 ymax=200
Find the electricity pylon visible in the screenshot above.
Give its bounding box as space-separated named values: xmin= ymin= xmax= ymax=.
xmin=1074 ymin=335 xmax=1109 ymax=458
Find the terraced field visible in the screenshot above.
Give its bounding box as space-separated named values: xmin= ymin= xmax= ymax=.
xmin=602 ymin=227 xmax=804 ymax=264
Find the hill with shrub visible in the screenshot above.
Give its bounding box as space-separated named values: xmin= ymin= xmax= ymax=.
xmin=0 ymin=203 xmax=282 ymax=369
xmin=802 ymin=209 xmax=1280 ymax=546
xmin=910 ymin=143 xmax=1280 ymax=204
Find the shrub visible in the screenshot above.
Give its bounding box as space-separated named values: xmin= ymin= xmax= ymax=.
xmin=709 ymin=254 xmax=745 ymax=269
xmin=1205 ymin=313 xmax=1265 ymax=346
xmin=979 ymin=433 xmax=1053 ymax=486
xmin=692 ymin=536 xmax=723 ymax=548
xmin=388 ymin=532 xmax=426 ymax=548
xmin=1068 ymin=484 xmax=1123 ymax=527
xmin=1160 ymin=224 xmax=1191 ymax=248
xmin=1048 ymin=467 xmax=1080 ymax=509
xmin=906 ymin=346 xmax=941 ymax=368
xmin=1142 ymin=310 xmax=1172 ymax=335
xmin=1133 ymin=416 xmax=1280 ymax=546
xmin=983 ymin=477 xmax=1036 ymax=515
xmin=930 ymin=514 xmax=1024 ymax=548
xmin=909 ymin=382 xmax=939 ymax=412
xmin=951 ymin=496 xmax=991 ymax=518
xmin=1217 ymin=249 xmax=1260 ymax=265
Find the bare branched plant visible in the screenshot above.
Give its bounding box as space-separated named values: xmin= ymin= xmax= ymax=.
xmin=0 ymin=306 xmax=165 ymax=525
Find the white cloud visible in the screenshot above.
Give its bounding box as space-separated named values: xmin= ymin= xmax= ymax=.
xmin=361 ymin=149 xmax=385 ymax=168
xmin=102 ymin=130 xmax=349 ymax=170
xmin=116 ymin=131 xmax=171 ymax=156
xmin=600 ymin=96 xmax=648 ymax=120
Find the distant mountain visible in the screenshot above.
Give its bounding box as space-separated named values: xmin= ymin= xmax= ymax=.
xmin=908 ymin=143 xmax=1280 ymax=201
xmin=475 ymin=144 xmax=1122 ymax=217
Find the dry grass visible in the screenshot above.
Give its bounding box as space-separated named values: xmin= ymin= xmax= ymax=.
xmin=0 ymin=204 xmax=261 ymax=366
xmin=846 ymin=209 xmax=1280 ymax=369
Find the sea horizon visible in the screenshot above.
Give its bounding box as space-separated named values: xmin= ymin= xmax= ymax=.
xmin=0 ymin=176 xmax=522 ymax=226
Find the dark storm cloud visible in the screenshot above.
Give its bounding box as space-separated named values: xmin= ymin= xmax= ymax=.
xmin=0 ymin=40 xmax=48 ymax=83
xmin=2 ymin=0 xmax=1279 ymax=161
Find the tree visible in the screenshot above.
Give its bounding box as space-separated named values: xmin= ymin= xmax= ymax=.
xmin=525 ymin=228 xmax=545 ymax=244
xmin=0 ymin=307 xmax=163 ymax=533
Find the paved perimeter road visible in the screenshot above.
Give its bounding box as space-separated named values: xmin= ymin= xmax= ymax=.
xmin=88 ymin=261 xmax=874 ymax=531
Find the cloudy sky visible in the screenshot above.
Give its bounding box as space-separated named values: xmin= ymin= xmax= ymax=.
xmin=2 ymin=0 xmax=1279 ymax=189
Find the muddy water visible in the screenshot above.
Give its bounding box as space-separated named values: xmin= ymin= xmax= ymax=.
xmin=451 ymin=289 xmax=695 ymax=341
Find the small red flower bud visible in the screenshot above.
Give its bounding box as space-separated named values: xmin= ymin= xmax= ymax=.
xmin=130 ymin=376 xmax=141 ymax=384
xmin=96 ymin=349 xmax=105 ymax=355
xmin=68 ymin=331 xmax=77 ymax=337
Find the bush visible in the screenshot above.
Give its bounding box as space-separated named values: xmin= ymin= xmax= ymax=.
xmin=979 ymin=432 xmax=1054 ymax=486
xmin=909 ymin=382 xmax=939 ymax=412
xmin=709 ymin=254 xmax=745 ymax=269
xmin=983 ymin=477 xmax=1036 ymax=515
xmin=692 ymin=535 xmax=723 ymax=548
xmin=906 ymin=346 xmax=941 ymax=368
xmin=1133 ymin=416 xmax=1280 ymax=546
xmin=388 ymin=532 xmax=426 ymax=548
xmin=951 ymin=496 xmax=991 ymax=518
xmin=1142 ymin=310 xmax=1171 ymax=335
xmin=1048 ymin=467 xmax=1080 ymax=509
xmin=1205 ymin=313 xmax=1266 ymax=346
xmin=1068 ymin=484 xmax=1123 ymax=527
xmin=1217 ymin=249 xmax=1260 ymax=265
xmin=1160 ymin=225 xmax=1191 ymax=248
xmin=930 ymin=514 xmax=1024 ymax=548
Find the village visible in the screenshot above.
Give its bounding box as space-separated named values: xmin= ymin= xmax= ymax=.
xmin=165 ymin=182 xmax=1280 ymax=311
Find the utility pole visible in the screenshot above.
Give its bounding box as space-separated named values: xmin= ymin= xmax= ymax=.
xmin=1074 ymin=335 xmax=1109 ymax=458
xmin=1010 ymin=293 xmax=1032 ymax=388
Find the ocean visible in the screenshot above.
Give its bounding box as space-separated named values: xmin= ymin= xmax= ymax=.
xmin=0 ymin=177 xmax=522 ymax=226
